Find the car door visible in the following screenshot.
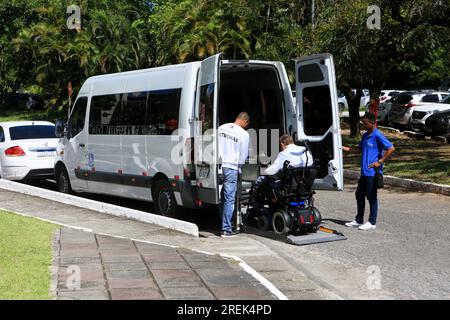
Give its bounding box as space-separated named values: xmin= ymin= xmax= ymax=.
xmin=64 ymin=96 xmax=89 ymax=190
xmin=294 ymin=53 xmax=343 ymax=191
xmin=194 ymin=53 xmax=222 ymax=204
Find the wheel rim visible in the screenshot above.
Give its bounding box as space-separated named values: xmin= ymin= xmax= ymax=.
xmin=158 ymin=190 xmax=171 ymax=215
xmin=273 ymin=213 xmax=286 ymax=234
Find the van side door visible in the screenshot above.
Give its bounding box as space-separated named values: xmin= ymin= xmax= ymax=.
xmin=295 ymin=54 xmax=343 ymax=191
xmin=194 ymin=54 xmax=222 ymax=204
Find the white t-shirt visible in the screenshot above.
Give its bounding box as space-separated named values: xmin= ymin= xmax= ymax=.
xmin=218 ymin=123 xmax=250 ymax=171
xmin=262 ymin=144 xmax=313 ymax=176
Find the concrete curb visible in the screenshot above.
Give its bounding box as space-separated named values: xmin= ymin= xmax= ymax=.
xmin=0 ymin=179 xmax=199 ymax=237
xmin=344 ymin=170 xmax=450 ymax=196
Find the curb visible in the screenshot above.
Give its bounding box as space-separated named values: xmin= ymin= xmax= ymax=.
xmin=0 ymin=179 xmax=199 ymax=237
xmin=344 ymin=170 xmax=450 ymax=196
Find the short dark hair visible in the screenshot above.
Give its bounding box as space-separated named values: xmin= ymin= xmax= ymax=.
xmin=362 ymin=112 xmax=376 ymax=124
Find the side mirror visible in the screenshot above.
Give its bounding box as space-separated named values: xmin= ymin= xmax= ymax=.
xmin=55 ymin=119 xmax=65 ymax=138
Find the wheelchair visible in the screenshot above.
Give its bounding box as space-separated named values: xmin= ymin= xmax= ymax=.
xmin=244 ymin=160 xmax=322 ymax=236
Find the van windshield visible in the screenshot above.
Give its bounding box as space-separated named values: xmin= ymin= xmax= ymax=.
xmin=9 ymin=125 xmax=56 ymax=140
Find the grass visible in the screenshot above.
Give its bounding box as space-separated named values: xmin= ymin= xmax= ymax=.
xmin=0 ymin=107 xmax=65 ymax=123
xmin=342 ymin=124 xmax=450 ymax=185
xmin=0 ymin=210 xmax=59 ymax=300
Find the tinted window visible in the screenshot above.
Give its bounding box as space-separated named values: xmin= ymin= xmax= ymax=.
xmin=69 ymin=97 xmax=88 ymax=138
xmin=393 ymin=95 xmax=413 ymax=104
xmin=198 ymin=84 xmax=214 ymax=134
xmin=422 ymin=94 xmax=439 ymax=103
xmin=298 ymin=64 xmax=324 ymax=83
xmin=148 ymin=88 xmax=181 ymax=135
xmin=442 ymin=95 xmax=450 ymax=104
xmin=302 ymin=85 xmax=332 ymax=136
xmin=89 ymin=94 xmax=123 ymax=135
xmin=9 ymin=125 xmax=56 ymax=140
xmin=0 ymin=126 xmax=4 ymax=142
xmin=122 ymin=91 xmax=147 ymax=126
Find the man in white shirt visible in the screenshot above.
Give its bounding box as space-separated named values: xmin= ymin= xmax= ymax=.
xmin=218 ymin=112 xmax=250 ymax=238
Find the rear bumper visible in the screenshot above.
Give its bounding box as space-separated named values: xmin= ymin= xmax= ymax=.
xmin=1 ymin=163 xmax=55 ymax=181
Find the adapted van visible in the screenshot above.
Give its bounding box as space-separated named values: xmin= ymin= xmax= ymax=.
xmin=54 ymin=53 xmax=343 ymax=215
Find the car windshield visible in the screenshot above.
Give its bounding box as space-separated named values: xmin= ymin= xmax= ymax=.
xmin=9 ymin=125 xmax=56 ymax=140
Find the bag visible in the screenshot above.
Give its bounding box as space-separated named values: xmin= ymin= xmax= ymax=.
xmin=375 ymin=168 xmax=384 ymax=188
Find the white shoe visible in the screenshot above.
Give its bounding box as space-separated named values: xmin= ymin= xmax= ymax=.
xmin=358 ymin=222 xmax=376 ymax=230
xmin=345 ymin=220 xmax=362 ymax=227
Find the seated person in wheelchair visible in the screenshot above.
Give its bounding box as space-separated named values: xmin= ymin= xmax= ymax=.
xmin=255 ymin=134 xmax=313 ymax=191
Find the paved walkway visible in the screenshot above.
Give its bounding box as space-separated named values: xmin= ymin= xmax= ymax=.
xmin=54 ymin=228 xmax=277 ymax=300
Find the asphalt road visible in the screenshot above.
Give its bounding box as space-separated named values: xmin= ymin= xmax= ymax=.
xmin=26 ymin=179 xmax=450 ymax=299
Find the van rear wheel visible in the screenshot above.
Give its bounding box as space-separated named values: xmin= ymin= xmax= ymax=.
xmin=153 ymin=179 xmax=177 ymax=217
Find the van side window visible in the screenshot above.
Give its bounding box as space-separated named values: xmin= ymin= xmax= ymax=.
xmin=122 ymin=91 xmax=148 ymax=134
xmin=148 ymin=88 xmax=181 ymax=135
xmin=69 ymin=97 xmax=88 ymax=138
xmin=199 ymin=84 xmax=214 ymax=134
xmin=0 ymin=126 xmax=4 ymax=142
xmin=302 ymin=85 xmax=332 ymax=136
xmin=89 ymin=94 xmax=123 ymax=135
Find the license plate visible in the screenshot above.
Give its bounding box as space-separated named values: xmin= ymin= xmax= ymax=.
xmin=37 ymin=151 xmax=56 ymax=157
xmin=198 ymin=167 xmax=210 ymax=179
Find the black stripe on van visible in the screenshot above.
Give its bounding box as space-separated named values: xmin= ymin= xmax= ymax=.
xmin=74 ymin=168 xmax=182 ymax=192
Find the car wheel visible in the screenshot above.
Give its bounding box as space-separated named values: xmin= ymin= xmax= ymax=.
xmin=56 ymin=167 xmax=72 ymax=194
xmin=153 ymin=179 xmax=177 ymax=216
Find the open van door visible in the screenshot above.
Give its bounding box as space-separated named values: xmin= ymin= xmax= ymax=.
xmin=194 ymin=53 xmax=222 ymax=204
xmin=295 ymin=53 xmax=343 ymax=191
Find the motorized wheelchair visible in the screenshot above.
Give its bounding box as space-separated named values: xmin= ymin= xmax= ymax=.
xmin=244 ymin=154 xmax=322 ymax=236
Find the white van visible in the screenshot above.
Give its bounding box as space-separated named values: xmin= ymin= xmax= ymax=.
xmin=54 ymin=53 xmax=343 ymax=215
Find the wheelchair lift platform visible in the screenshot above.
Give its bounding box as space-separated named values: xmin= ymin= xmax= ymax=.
xmin=286 ymin=227 xmax=347 ymax=246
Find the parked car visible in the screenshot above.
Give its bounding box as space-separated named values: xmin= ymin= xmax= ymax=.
xmin=419 ymin=91 xmax=450 ymax=103
xmin=410 ymin=95 xmax=450 ymax=134
xmin=337 ymin=90 xmax=348 ymax=115
xmin=377 ymin=101 xmax=393 ymax=125
xmin=424 ymin=109 xmax=450 ymax=136
xmin=380 ymin=90 xmax=403 ymax=103
xmin=387 ymin=92 xmax=428 ymax=128
xmin=0 ymin=121 xmax=58 ymax=181
xmin=352 ymin=89 xmax=370 ymax=109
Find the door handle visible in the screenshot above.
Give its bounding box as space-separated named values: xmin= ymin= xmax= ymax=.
xmin=79 ymin=143 xmax=85 ymax=148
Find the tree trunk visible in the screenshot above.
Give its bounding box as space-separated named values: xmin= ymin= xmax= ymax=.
xmin=339 ymin=81 xmax=361 ymax=137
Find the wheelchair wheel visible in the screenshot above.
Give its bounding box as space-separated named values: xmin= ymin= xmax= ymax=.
xmin=272 ymin=211 xmax=292 ymax=235
xmin=257 ymin=215 xmax=270 ymax=231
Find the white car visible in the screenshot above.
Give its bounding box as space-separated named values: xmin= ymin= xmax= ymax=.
xmin=410 ymin=96 xmax=450 ymax=134
xmin=380 ymin=90 xmax=403 ymax=103
xmin=388 ymin=92 xmax=427 ymax=127
xmin=0 ymin=121 xmax=58 ymax=181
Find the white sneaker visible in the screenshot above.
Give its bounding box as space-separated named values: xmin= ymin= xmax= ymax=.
xmin=358 ymin=222 xmax=376 ymax=230
xmin=345 ymin=220 xmax=362 ymax=227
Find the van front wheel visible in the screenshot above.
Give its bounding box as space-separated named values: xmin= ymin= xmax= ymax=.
xmin=153 ymin=179 xmax=177 ymax=217
xmin=56 ymin=167 xmax=72 ymax=194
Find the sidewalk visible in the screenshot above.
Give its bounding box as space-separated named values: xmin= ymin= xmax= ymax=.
xmin=54 ymin=228 xmax=277 ymax=300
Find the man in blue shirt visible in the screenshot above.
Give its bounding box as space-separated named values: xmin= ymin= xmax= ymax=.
xmin=343 ymin=112 xmax=395 ymax=230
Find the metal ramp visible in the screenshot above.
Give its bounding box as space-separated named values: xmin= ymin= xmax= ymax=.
xmin=287 ymin=227 xmax=347 ymax=246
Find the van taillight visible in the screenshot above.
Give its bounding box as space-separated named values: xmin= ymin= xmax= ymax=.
xmin=5 ymin=146 xmax=26 ymax=157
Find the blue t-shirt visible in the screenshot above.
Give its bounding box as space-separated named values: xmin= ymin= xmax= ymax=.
xmin=358 ymin=129 xmax=393 ymax=177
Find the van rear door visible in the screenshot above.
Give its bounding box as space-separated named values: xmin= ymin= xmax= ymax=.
xmin=295 ymin=53 xmax=343 ymax=191
xmin=194 ymin=54 xmax=222 ymax=204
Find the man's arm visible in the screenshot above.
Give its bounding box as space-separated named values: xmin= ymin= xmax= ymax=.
xmin=370 ymin=146 xmax=395 ymax=168
xmin=342 ymin=146 xmax=361 ymax=154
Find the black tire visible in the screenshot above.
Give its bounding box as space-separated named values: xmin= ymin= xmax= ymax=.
xmin=272 ymin=211 xmax=291 ymax=235
xmin=56 ymin=166 xmax=72 ymax=194
xmin=153 ymin=179 xmax=177 ymax=216
xmin=257 ymin=215 xmax=270 ymax=231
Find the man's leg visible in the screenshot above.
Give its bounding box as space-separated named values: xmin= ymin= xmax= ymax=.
xmin=355 ymin=176 xmax=367 ymax=224
xmin=365 ymin=176 xmax=378 ymax=225
xmin=221 ymin=168 xmax=238 ymax=233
